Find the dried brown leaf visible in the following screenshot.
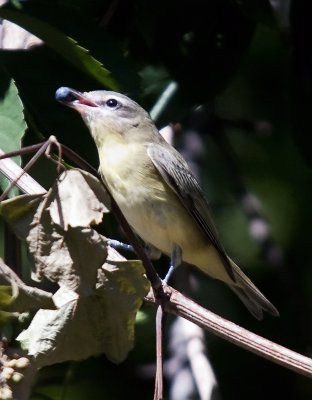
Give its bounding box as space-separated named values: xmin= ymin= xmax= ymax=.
xmin=48 ymin=169 xmax=110 ymax=230
xmin=1 ymin=169 xmax=149 ymax=365
xmin=17 ymin=254 xmax=149 ymax=366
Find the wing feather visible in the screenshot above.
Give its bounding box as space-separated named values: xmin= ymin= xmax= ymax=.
xmin=148 ymin=143 xmax=235 ymax=281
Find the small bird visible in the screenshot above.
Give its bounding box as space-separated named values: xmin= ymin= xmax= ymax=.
xmin=55 ymin=87 xmax=279 ymax=320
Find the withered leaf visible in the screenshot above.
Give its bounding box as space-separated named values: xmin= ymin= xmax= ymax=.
xmin=48 ymin=169 xmax=110 ymax=230
xmin=27 ymin=196 xmax=108 ymax=290
xmin=17 ymin=252 xmax=149 ymax=366
xmin=1 ymin=169 xmax=151 ymax=365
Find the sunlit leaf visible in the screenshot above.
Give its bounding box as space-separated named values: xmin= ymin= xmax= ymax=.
xmin=0 ymin=285 xmax=13 ymax=307
xmin=0 ymin=71 xmax=27 ymax=196
xmin=48 ymin=169 xmax=110 ymax=230
xmin=0 ymin=258 xmax=55 ymax=312
xmin=0 ymin=193 xmax=44 ymax=239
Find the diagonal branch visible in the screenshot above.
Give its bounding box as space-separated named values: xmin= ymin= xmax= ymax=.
xmin=146 ymin=286 xmax=312 ymax=378
xmin=0 ymin=148 xmax=46 ymax=195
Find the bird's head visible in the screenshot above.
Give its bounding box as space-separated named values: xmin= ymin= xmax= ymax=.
xmin=55 ymin=87 xmax=154 ymax=145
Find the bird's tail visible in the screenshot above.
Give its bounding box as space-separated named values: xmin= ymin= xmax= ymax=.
xmin=229 ymin=259 xmax=279 ymax=320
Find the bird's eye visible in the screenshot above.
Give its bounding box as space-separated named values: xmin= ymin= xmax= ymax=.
xmin=106 ymin=98 xmax=119 ymax=108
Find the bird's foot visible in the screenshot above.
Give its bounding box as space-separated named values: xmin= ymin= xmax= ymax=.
xmin=164 ymin=243 xmax=182 ymax=283
xmin=107 ymin=239 xmax=134 ymax=253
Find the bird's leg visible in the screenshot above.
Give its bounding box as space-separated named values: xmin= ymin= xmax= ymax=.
xmin=107 ymin=239 xmax=134 ymax=253
xmin=108 ymin=239 xmax=163 ymax=260
xmin=164 ymin=243 xmax=182 ymax=283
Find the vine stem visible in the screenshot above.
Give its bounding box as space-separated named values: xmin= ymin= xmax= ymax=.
xmin=145 ymin=286 xmax=312 ymax=378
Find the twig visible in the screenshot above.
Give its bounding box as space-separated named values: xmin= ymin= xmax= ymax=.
xmin=0 ymin=148 xmax=45 ymax=196
xmin=145 ymin=287 xmax=312 ymax=379
xmin=0 ymin=137 xmax=58 ymax=201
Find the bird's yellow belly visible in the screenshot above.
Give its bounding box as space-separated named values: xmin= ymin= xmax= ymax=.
xmin=116 ymin=189 xmax=198 ymax=255
xmin=117 ymin=192 xmax=231 ymax=282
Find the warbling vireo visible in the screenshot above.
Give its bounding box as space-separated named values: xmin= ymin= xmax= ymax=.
xmin=55 ymin=87 xmax=278 ymax=320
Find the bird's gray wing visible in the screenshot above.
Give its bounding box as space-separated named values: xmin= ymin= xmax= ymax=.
xmin=148 ymin=143 xmax=235 ymax=281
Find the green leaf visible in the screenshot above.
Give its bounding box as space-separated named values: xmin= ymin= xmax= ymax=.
xmin=0 ymin=8 xmax=120 ymax=90
xmin=0 ymin=71 xmax=27 ymax=195
xmin=0 ymin=310 xmax=17 ymax=324
xmin=0 ymin=193 xmax=44 ymax=239
xmin=0 ymin=285 xmax=13 ymax=307
xmin=0 ymin=258 xmax=55 ymax=313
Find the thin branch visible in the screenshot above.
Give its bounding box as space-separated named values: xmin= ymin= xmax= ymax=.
xmin=145 ymin=287 xmax=312 ymax=379
xmin=0 ymin=148 xmax=46 ymax=196
xmin=0 ymin=142 xmax=46 ymax=161
xmin=0 ymin=135 xmax=67 ymax=201
xmin=1 ymin=144 xmax=312 ymax=380
xmin=0 ymin=137 xmax=60 ymax=201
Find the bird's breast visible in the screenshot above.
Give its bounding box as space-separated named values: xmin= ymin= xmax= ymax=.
xmin=98 ymin=141 xmax=203 ymax=255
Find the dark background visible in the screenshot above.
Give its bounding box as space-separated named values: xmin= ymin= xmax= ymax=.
xmin=1 ymin=0 xmax=312 ymax=398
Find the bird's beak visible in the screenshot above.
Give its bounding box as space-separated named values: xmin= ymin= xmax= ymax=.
xmin=55 ymin=87 xmax=98 ymax=109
